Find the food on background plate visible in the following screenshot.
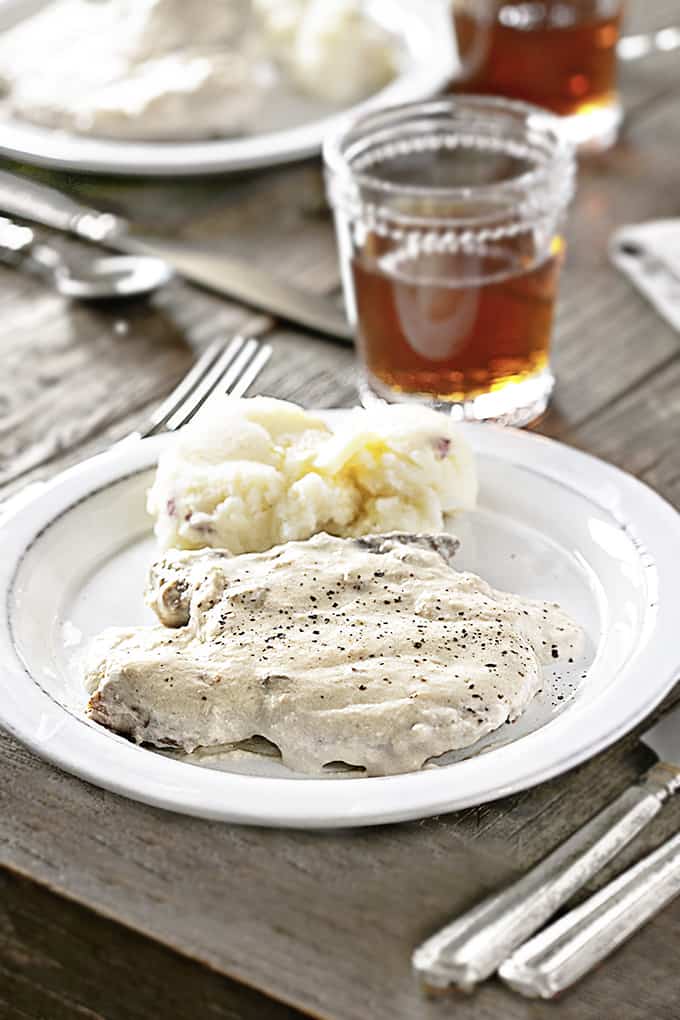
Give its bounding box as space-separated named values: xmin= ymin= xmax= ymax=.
xmin=256 ymin=0 xmax=399 ymax=105
xmin=147 ymin=396 xmax=478 ymax=555
xmin=0 ymin=0 xmax=398 ymax=141
xmin=86 ymin=533 xmax=583 ymax=776
xmin=0 ymin=0 xmax=270 ymax=140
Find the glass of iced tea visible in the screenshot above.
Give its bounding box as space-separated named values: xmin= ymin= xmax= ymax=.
xmin=450 ymin=1 xmax=624 ymax=150
xmin=324 ymin=97 xmax=576 ymax=425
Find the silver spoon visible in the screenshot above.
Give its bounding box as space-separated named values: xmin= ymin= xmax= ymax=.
xmin=0 ymin=216 xmax=172 ymax=299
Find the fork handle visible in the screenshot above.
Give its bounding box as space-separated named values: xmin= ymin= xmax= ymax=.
xmin=412 ymin=764 xmax=680 ymax=991
xmin=499 ymin=830 xmax=680 ymax=998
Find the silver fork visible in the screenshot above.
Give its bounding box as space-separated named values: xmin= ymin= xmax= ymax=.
xmin=138 ymin=334 xmax=272 ymax=438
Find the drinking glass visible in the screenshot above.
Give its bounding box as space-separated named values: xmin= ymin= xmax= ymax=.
xmin=324 ymin=97 xmax=576 ymax=426
xmin=449 ymin=1 xmax=624 ymax=151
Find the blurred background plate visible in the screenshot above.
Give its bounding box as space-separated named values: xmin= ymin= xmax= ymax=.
xmin=0 ymin=0 xmax=457 ymax=176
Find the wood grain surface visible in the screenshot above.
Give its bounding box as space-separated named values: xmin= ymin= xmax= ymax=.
xmin=0 ymin=870 xmax=303 ymax=1020
xmin=2 ymin=4 xmax=680 ymax=1018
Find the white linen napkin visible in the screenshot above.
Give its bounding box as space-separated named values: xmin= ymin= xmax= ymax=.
xmin=609 ymin=219 xmax=680 ymax=333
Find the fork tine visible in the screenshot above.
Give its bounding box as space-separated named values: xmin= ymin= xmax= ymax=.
xmin=177 ymin=339 xmax=271 ymax=425
xmin=165 ymin=337 xmax=265 ymax=431
xmin=164 ymin=336 xmax=250 ymax=432
xmin=143 ymin=337 xmax=243 ymax=437
xmin=228 ymin=342 xmax=272 ymax=398
xmin=212 ymin=337 xmax=259 ymax=397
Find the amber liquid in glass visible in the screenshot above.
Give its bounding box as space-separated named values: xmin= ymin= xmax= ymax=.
xmin=352 ymin=239 xmax=563 ymax=402
xmin=452 ymin=3 xmax=621 ymax=117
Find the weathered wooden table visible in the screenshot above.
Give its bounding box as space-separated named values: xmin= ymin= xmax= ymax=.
xmin=2 ymin=3 xmax=680 ymax=1017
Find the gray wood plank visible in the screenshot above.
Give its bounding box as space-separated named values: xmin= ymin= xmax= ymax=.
xmin=545 ymin=80 xmax=680 ymax=436
xmin=0 ymin=869 xmax=306 ymax=1020
xmin=560 ymin=356 xmax=680 ymax=505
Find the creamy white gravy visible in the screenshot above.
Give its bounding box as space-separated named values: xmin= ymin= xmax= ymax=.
xmin=86 ymin=533 xmax=583 ymax=776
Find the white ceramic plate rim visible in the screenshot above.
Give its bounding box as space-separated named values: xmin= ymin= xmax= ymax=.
xmin=0 ymin=0 xmax=456 ymax=176
xmin=1 ymin=421 xmax=679 ymax=828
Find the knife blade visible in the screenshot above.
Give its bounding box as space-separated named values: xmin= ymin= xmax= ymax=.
xmin=412 ymin=700 xmax=680 ymax=993
xmin=640 ymin=703 xmax=680 ymax=763
xmin=0 ymin=170 xmax=353 ymax=343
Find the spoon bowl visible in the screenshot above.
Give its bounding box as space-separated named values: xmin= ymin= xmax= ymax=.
xmin=55 ymin=253 xmax=173 ymax=299
xmin=0 ymin=215 xmax=174 ymax=300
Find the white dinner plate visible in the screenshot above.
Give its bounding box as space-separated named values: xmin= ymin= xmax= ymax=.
xmin=0 ymin=0 xmax=456 ymax=176
xmin=1 ymin=415 xmax=679 ymax=828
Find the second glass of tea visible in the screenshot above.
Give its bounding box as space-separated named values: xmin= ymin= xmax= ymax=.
xmin=450 ymin=1 xmax=624 ymax=151
xmin=324 ymin=97 xmax=576 ymax=426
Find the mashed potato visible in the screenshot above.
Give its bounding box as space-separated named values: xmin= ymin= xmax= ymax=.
xmin=253 ymin=0 xmax=397 ymax=104
xmin=289 ymin=0 xmax=398 ymax=104
xmin=147 ymin=397 xmax=477 ymax=554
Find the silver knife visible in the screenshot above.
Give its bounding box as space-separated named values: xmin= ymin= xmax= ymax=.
xmin=412 ymin=701 xmax=680 ymax=993
xmin=499 ymin=829 xmax=680 ymax=998
xmin=0 ymin=170 xmax=353 ymax=343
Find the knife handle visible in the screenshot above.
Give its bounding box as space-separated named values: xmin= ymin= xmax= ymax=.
xmin=499 ymin=830 xmax=680 ymax=998
xmin=0 ymin=170 xmax=124 ymax=243
xmin=412 ymin=764 xmax=680 ymax=992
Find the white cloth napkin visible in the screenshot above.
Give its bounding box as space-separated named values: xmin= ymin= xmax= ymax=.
xmin=609 ymin=219 xmax=680 ymax=333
